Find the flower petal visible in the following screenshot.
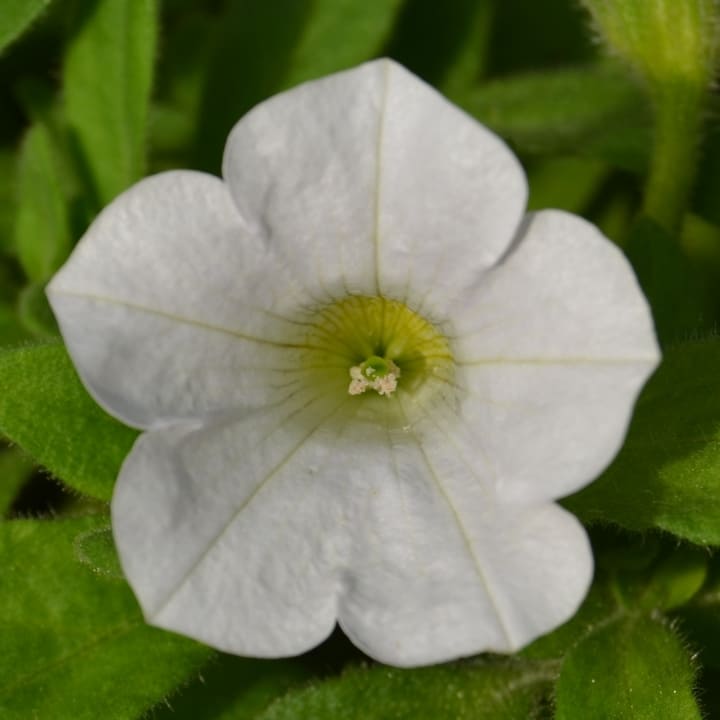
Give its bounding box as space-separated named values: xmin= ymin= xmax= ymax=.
xmin=449 ymin=210 xmax=660 ymax=504
xmin=337 ymin=418 xmax=593 ymax=667
xmin=47 ymin=170 xmax=308 ymax=430
xmin=114 ymin=390 xmax=591 ymax=667
xmin=222 ymin=59 xmax=527 ymax=311
xmin=112 ymin=389 xmax=357 ymax=657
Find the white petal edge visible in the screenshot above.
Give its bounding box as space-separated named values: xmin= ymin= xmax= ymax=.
xmin=48 ymin=170 xmax=309 ymax=430
xmin=112 ymin=390 xmax=357 ymax=657
xmin=222 ymin=58 xmax=527 ymax=314
xmin=447 ymin=209 xmax=660 ymax=504
xmin=337 ymin=418 xmax=593 ymax=667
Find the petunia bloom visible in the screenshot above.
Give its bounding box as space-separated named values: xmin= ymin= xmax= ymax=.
xmin=47 ymin=59 xmax=659 ymax=667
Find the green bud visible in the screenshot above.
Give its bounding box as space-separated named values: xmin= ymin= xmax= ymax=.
xmin=582 ymin=0 xmax=719 ymax=90
xmin=582 ymin=0 xmax=720 ymax=233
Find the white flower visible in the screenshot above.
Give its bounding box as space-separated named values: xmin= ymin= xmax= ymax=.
xmin=47 ymin=59 xmax=659 ymax=668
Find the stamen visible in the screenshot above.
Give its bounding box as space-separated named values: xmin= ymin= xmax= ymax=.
xmin=348 ymin=356 xmax=401 ymax=397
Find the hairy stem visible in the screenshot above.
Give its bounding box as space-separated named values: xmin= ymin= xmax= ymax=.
xmin=643 ymin=81 xmax=705 ymax=236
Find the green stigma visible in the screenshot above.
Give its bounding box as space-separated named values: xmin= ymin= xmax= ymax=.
xmin=362 ymin=355 xmax=393 ymax=378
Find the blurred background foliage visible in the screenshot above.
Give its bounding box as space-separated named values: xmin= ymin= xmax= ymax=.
xmin=1 ymin=0 xmax=720 ymax=718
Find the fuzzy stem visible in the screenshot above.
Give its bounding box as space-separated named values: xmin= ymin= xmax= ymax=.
xmin=643 ymin=81 xmax=705 ymax=236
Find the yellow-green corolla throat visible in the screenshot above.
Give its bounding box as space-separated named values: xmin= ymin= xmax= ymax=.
xmin=300 ymin=295 xmax=454 ymax=402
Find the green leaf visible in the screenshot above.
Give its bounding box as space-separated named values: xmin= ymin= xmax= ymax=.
xmin=692 ymin=126 xmax=720 ymax=227
xmin=194 ymin=0 xmax=403 ymax=171
xmin=0 ymin=343 xmax=138 ymax=501
xmin=0 ymin=445 xmax=33 ymax=516
xmin=191 ymin=0 xmax=308 ymax=170
xmin=681 ymin=213 xmax=720 ymax=271
xmin=63 ymin=0 xmax=157 ymax=207
xmin=73 ymin=525 xmax=124 ymax=579
xmin=0 ymin=516 xmax=212 ymax=719
xmin=437 ymin=1 xmax=495 ymax=95
xmin=14 ymin=123 xmax=71 ymax=282
xmin=16 ymin=282 xmax=58 ymax=337
xmin=565 ymin=336 xmax=720 ymax=545
xmin=526 ymin=156 xmax=609 ymax=214
xmin=488 ymin=0 xmax=595 ymax=74
xmin=628 ymin=546 xmax=708 ymax=612
xmin=555 ymin=616 xmax=701 ymax=719
xmin=0 ymin=302 xmax=30 ymax=347
xmin=674 ymin=558 xmax=720 ymax=670
xmin=455 ymin=63 xmax=651 ymax=170
xmin=0 ymin=0 xmax=53 ymax=55
xmin=0 ymin=149 xmax=17 ymax=253
xmin=284 ymin=0 xmax=404 ymax=86
xmin=624 ymin=216 xmax=712 ymax=343
xmin=258 ymin=659 xmax=554 ymax=720
xmin=380 ymin=0 xmax=490 ymax=88
xmin=154 ymin=654 xmax=314 ymax=720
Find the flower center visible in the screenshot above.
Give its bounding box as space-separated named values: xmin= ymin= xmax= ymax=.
xmin=348 ymin=355 xmax=401 ymax=397
xmin=299 ymin=295 xmax=454 ymax=406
